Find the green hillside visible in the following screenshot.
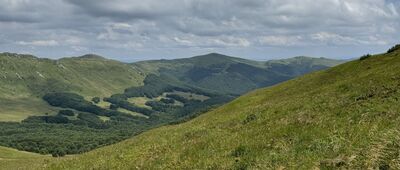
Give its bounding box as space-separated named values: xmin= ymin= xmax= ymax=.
xmin=0 ymin=53 xmax=144 ymax=121
xmin=133 ymin=53 xmax=344 ymax=94
xmin=0 ymin=146 xmax=44 ymax=159
xmin=0 ymin=146 xmax=48 ymax=170
xmin=39 ymin=48 xmax=400 ymax=169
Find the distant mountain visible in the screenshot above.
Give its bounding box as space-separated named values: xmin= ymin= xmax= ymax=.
xmin=41 ymin=46 xmax=400 ymax=169
xmin=265 ymin=56 xmax=344 ymax=76
xmin=133 ymin=53 xmax=345 ymax=95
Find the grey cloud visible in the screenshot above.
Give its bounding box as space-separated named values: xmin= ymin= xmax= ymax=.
xmin=0 ymin=0 xmax=398 ymax=61
xmin=0 ymin=14 xmax=38 ymax=23
xmin=64 ymin=0 xmax=184 ymax=20
xmin=0 ymin=0 xmax=72 ymax=23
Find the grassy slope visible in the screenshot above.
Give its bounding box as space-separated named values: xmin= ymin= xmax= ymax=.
xmin=0 ymin=98 xmax=59 ymax=122
xmin=0 ymin=146 xmax=48 ymax=170
xmin=0 ymin=53 xmax=144 ymax=121
xmin=0 ymin=146 xmax=44 ymax=159
xmin=38 ymin=50 xmax=400 ymax=169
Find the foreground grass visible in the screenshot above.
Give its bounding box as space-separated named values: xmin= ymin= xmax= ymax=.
xmin=4 ymin=50 xmax=400 ymax=169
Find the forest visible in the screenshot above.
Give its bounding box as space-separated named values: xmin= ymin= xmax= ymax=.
xmin=0 ymin=74 xmax=233 ymax=156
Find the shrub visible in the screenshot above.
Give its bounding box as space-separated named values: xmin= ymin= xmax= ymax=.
xmin=92 ymin=97 xmax=101 ymax=104
xmin=360 ymin=54 xmax=372 ymax=61
xmin=52 ymin=149 xmax=66 ymax=157
xmin=59 ymin=110 xmax=74 ymax=116
xmin=43 ymin=92 xmax=120 ymax=117
xmin=77 ymin=113 xmax=108 ymax=129
xmin=145 ymin=101 xmax=175 ymax=112
xmin=46 ymin=115 xmax=70 ymax=124
xmin=234 ymin=161 xmax=249 ymax=170
xmin=232 ymin=145 xmax=248 ymax=157
xmin=23 ymin=115 xmax=70 ymax=124
xmin=105 ymin=97 xmax=154 ymax=116
xmin=160 ymin=98 xmax=175 ymax=104
xmin=320 ymin=158 xmax=346 ymax=169
xmin=243 ymin=114 xmax=257 ymax=124
xmin=387 ymin=44 xmax=400 ymax=53
xmin=166 ymin=94 xmax=189 ymax=103
xmin=110 ymin=104 xmax=119 ymax=110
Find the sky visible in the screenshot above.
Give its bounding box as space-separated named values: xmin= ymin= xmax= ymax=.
xmin=0 ymin=0 xmax=399 ymax=62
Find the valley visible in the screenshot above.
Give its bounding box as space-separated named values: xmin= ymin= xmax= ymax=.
xmin=0 ymin=52 xmax=342 ymax=158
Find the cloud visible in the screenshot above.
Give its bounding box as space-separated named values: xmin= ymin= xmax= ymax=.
xmin=0 ymin=0 xmax=398 ymax=60
xmin=310 ymin=32 xmax=358 ymax=45
xmin=310 ymin=32 xmax=389 ymax=46
xmin=17 ymin=40 xmax=59 ymax=47
xmin=64 ymin=0 xmax=183 ymax=20
xmin=210 ymin=37 xmax=251 ymax=47
xmin=259 ymin=35 xmax=303 ymax=46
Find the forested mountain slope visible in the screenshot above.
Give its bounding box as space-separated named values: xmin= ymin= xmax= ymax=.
xmin=133 ymin=53 xmax=344 ymax=95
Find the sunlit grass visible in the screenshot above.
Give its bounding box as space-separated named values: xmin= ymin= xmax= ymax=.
xmin=0 ymin=53 xmax=145 ymax=122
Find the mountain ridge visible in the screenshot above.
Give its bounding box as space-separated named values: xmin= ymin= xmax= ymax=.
xmin=133 ymin=53 xmax=345 ymax=95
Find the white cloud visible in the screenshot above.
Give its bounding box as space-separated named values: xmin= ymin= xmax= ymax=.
xmin=65 ymin=36 xmax=83 ymax=45
xmin=310 ymin=32 xmax=389 ymax=45
xmin=17 ymin=40 xmax=59 ymax=46
xmin=259 ymin=35 xmax=303 ymax=46
xmin=210 ymin=37 xmax=251 ymax=47
xmin=174 ymin=37 xmax=194 ymax=46
xmin=122 ymin=41 xmax=143 ymax=49
xmin=71 ymin=46 xmax=88 ymax=52
xmin=311 ymin=32 xmax=351 ymax=42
